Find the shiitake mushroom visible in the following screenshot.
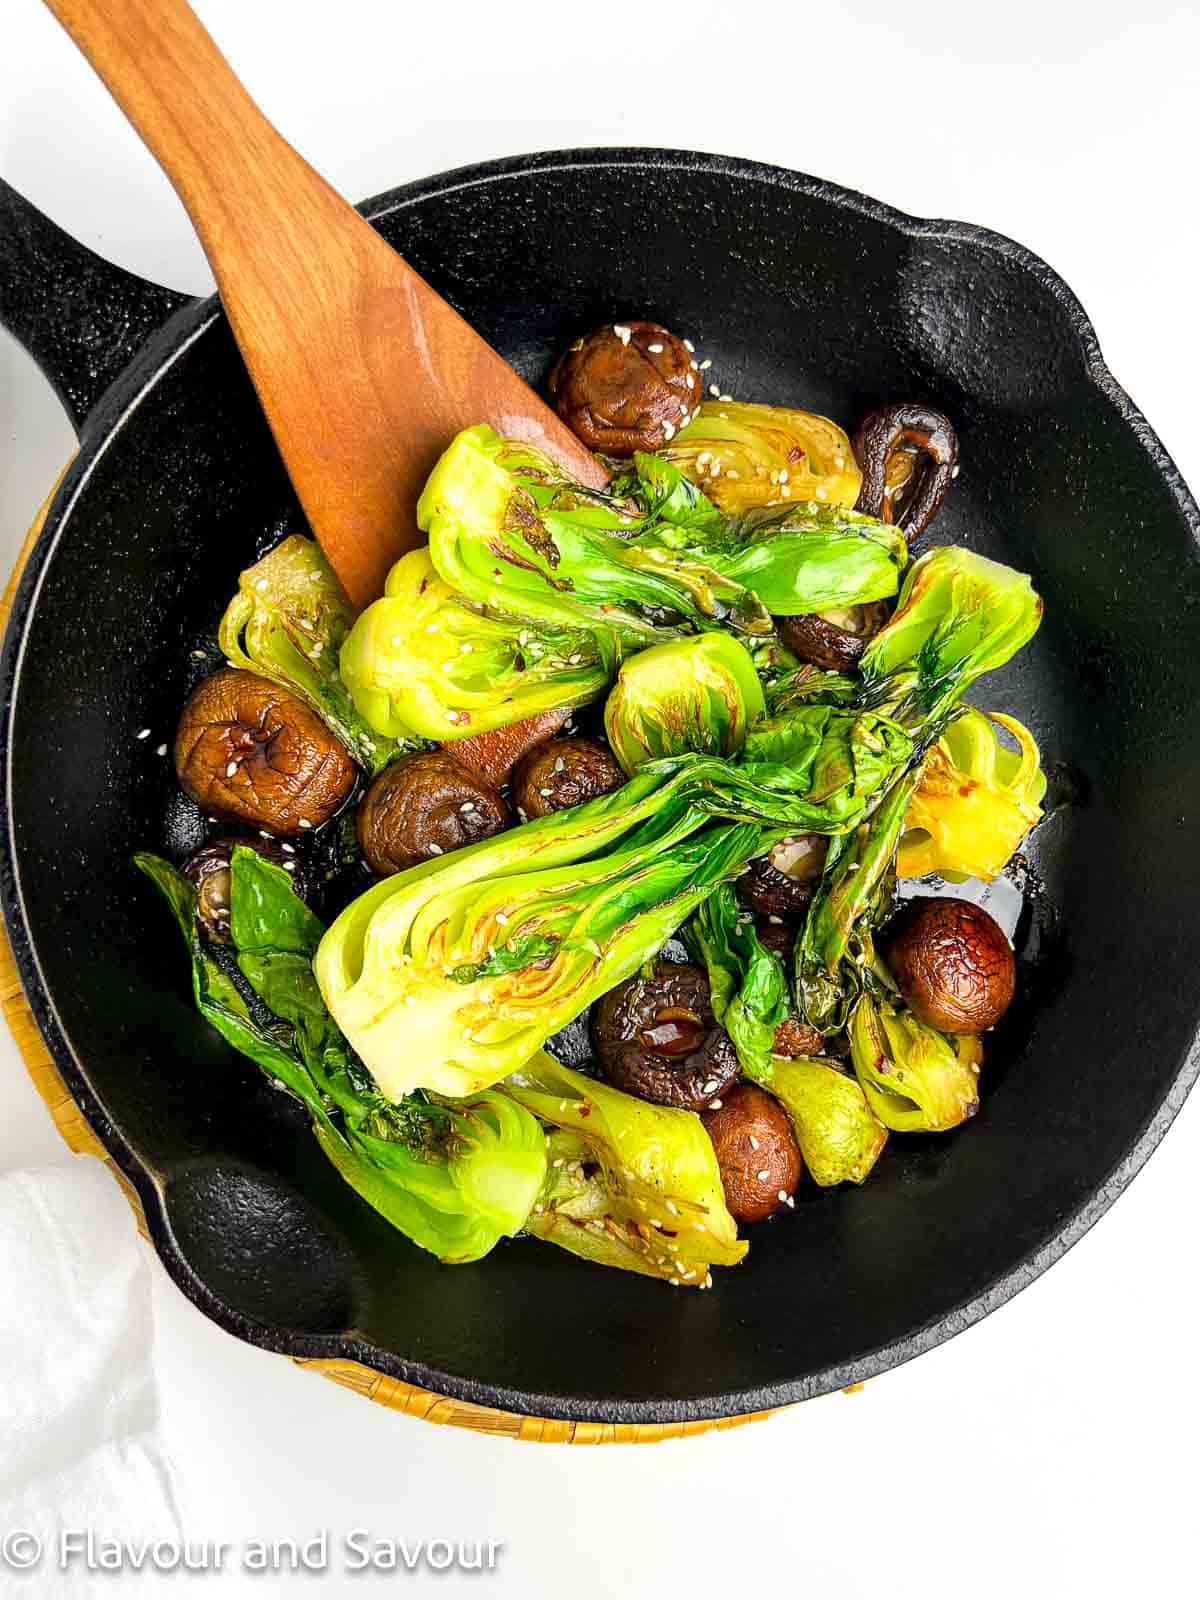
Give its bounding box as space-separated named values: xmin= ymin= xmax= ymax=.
xmin=548 ymin=321 xmax=700 ymax=457
xmin=754 ymin=919 xmax=826 ymax=1058
xmin=737 ymin=834 xmax=828 ymax=920
xmin=702 ymin=1083 xmax=802 ymax=1223
xmin=511 ymin=736 xmax=626 ymax=819
xmin=182 ymin=835 xmax=298 ymax=940
xmin=175 ymin=668 xmax=356 ymax=836
xmin=775 ymin=601 xmax=890 ymax=672
xmin=357 ymin=749 xmax=511 ymax=876
xmin=592 ymin=962 xmax=739 ymax=1110
xmin=884 ymin=895 xmax=1015 ymax=1034
xmin=851 ymin=402 xmax=959 ymax=552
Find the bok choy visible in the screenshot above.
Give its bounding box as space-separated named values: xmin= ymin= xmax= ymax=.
xmin=135 ymin=848 xmax=546 ymax=1263
xmin=504 ymin=1054 xmax=745 ymax=1284
xmin=218 ymin=536 xmax=410 ymax=774
xmin=316 ymin=730 xmax=915 ymax=1103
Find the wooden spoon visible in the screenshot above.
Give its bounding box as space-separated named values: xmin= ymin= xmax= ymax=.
xmin=43 ymin=0 xmax=607 ymax=609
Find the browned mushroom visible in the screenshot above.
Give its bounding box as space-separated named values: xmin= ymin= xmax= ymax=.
xmin=357 ymin=749 xmax=511 ymax=876
xmin=511 ymin=736 xmax=625 ymax=819
xmin=851 ymin=402 xmax=959 ymax=551
xmin=701 ymin=1083 xmax=802 ymax=1223
xmin=182 ymin=835 xmax=297 ymax=939
xmin=753 ymin=919 xmax=826 ymax=1058
xmin=884 ymin=896 xmax=1015 ymax=1034
xmin=736 ymin=835 xmax=829 ymax=920
xmin=443 ymin=708 xmax=571 ymax=788
xmin=775 ymin=601 xmax=890 ymax=672
xmin=548 ymin=321 xmax=699 ymax=457
xmin=592 ymin=963 xmax=739 ymax=1110
xmin=175 ymin=668 xmax=356 ymax=836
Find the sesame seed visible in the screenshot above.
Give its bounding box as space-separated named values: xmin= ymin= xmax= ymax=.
xmin=554 ymin=757 xmax=565 ymax=773
xmin=674 ymin=1259 xmax=686 ymax=1274
xmin=190 ymin=649 xmax=207 ymax=660
xmin=647 ymin=342 xmax=664 ymax=353
xmin=778 ymin=1189 xmax=789 ymax=1202
xmin=284 ymin=861 xmax=296 ymax=873
xmin=815 ymin=486 xmax=828 ymax=500
xmin=495 ymin=913 xmax=509 ymax=927
xmin=225 ymin=761 xmax=238 ymax=778
xmin=780 ymin=469 xmax=790 ymax=483
xmin=952 ymin=464 xmax=961 ymax=478
xmin=155 ymin=744 xmax=167 ymax=757
xmin=709 ymin=384 xmax=721 ymax=397
xmin=834 ymin=455 xmax=846 ymax=469
xmin=669 ymin=1278 xmax=679 ymax=1287
xmin=704 ymin=1272 xmax=713 ymax=1289
xmin=683 ymin=338 xmax=695 ymax=352
xmin=702 ymin=1079 xmax=719 ymax=1095
xmin=719 ymin=393 xmax=733 ymax=403
xmin=310 ymin=642 xmax=322 ymax=656
xmin=281 ymin=842 xmax=295 ymax=854
xmin=460 ymin=800 xmax=475 ymax=813
xmin=687 ymin=371 xmax=697 ymax=388
xmin=427 ymin=842 xmax=443 ymax=855
xmin=568 ymin=652 xmax=583 ymax=665
xmin=136 ymin=727 xmax=151 ymax=740
xmin=298 ymin=818 xmax=313 ymax=831
xmin=552 ymin=1158 xmax=564 ymax=1168
xmin=709 ymin=1099 xmax=722 ymax=1109
xmin=781 ymin=487 xmax=791 ymax=499
xmin=768 ymin=914 xmax=783 ymax=925
xmin=785 ymin=1195 xmax=795 ymax=1208
xmin=726 ymin=469 xmax=739 ymax=480
xmin=539 ymin=787 xmax=553 ymax=797
xmin=697 ymin=451 xmax=711 ymax=467
xmin=260 ymin=831 xmax=273 ymax=840
xmin=255 ymin=578 xmax=269 ymax=591
xmin=650 ymin=1218 xmax=663 ymax=1229
xmin=663 ymin=422 xmax=675 ymax=441
xmin=613 ymin=324 xmax=632 ymax=344
xmin=665 ymin=1200 xmax=680 ymax=1216
xmin=709 ymin=462 xmax=721 ymax=478
xmin=699 ymin=358 xmax=713 ymax=370
xmin=756 ymin=1169 xmax=770 ymax=1182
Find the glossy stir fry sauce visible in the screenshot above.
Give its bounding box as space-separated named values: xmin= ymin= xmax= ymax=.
xmin=137 ymin=320 xmax=1048 ymax=1288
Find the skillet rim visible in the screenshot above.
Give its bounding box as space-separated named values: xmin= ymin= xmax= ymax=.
xmin=3 ymin=146 xmax=1199 ymax=1425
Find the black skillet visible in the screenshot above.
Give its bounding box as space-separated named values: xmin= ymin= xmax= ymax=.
xmin=2 ymin=150 xmax=1199 ymax=1426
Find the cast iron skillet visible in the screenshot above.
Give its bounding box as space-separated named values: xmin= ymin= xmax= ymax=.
xmin=2 ymin=150 xmax=1199 ymax=1426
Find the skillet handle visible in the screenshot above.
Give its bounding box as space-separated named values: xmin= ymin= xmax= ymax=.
xmin=0 ymin=177 xmax=194 ymax=439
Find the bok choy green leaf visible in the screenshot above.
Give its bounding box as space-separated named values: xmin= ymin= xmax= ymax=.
xmin=135 ymin=848 xmax=546 ymax=1263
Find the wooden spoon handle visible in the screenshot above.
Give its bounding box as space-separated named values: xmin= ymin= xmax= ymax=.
xmin=42 ymin=0 xmax=606 ymax=607
xmin=43 ymin=0 xmax=335 ymax=304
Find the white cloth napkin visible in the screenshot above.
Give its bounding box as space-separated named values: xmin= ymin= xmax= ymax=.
xmin=0 ymin=1158 xmax=181 ymax=1592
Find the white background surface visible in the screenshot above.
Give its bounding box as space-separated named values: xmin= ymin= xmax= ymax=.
xmin=3 ymin=2 xmax=1200 ymax=1595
